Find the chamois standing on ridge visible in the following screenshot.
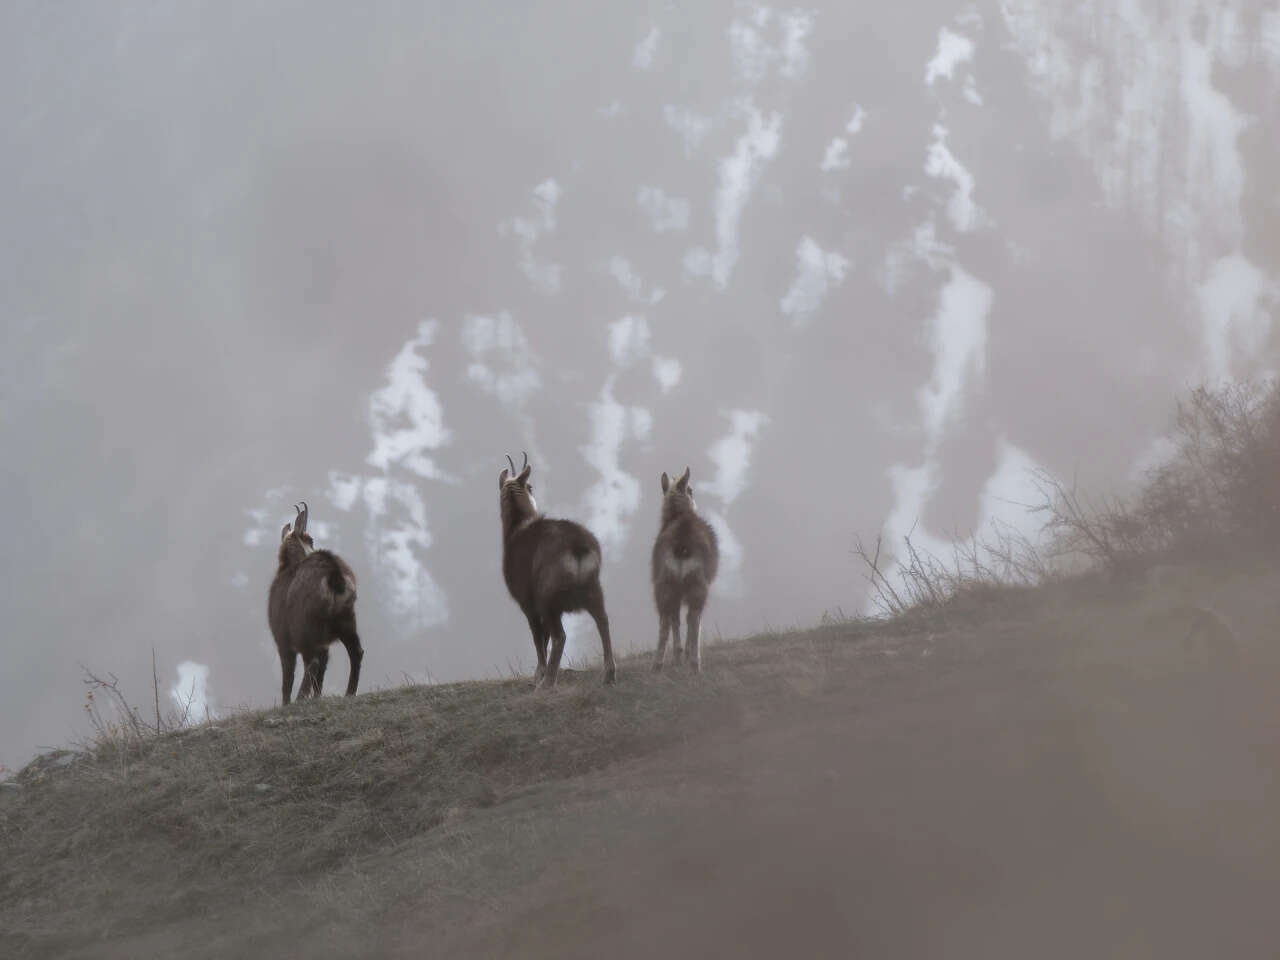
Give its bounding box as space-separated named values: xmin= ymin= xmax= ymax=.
xmin=498 ymin=452 xmax=618 ymax=688
xmin=268 ymin=501 xmax=364 ymax=705
xmin=651 ymin=467 xmax=718 ymax=672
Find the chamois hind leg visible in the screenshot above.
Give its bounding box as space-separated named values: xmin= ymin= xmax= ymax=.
xmin=526 ymin=613 xmax=549 ymax=686
xmin=653 ymin=611 xmax=671 ymax=671
xmin=542 ymin=615 xmax=567 ymax=689
xmin=669 ymin=603 xmax=684 ymax=665
xmin=297 ymin=655 xmax=315 ymax=699
xmin=279 ymin=648 xmax=298 ymax=706
xmin=310 ymin=647 xmax=330 ymax=697
xmin=686 ymin=602 xmax=704 ymax=674
xmin=586 ymin=583 xmax=617 ymax=685
xmin=338 ymin=625 xmax=363 ymax=697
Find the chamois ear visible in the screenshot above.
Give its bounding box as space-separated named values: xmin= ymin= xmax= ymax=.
xmin=281 ymin=523 xmax=292 ymax=543
xmin=499 ymin=468 xmax=510 ymax=489
xmin=676 ymin=467 xmax=691 ymax=491
xmin=661 ymin=472 xmax=670 ymax=494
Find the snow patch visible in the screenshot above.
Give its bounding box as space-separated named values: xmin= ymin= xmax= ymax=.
xmin=636 ymin=185 xmax=691 ymax=233
xmin=780 ymin=236 xmax=850 ymax=327
xmin=652 ymin=356 xmax=683 ymax=393
xmin=365 ymin=320 xmax=451 ymax=479
xmin=499 ymin=179 xmax=563 ymax=294
xmin=633 ymin=27 xmax=661 ymax=70
xmin=705 ymin=409 xmax=768 ymax=507
xmin=729 ymin=6 xmax=814 ymax=86
xmin=975 ymin=439 xmax=1045 ymax=541
xmin=925 ymin=27 xmax=974 ymax=86
xmin=580 ymin=379 xmax=650 ymax=552
xmin=608 ymin=315 xmax=652 ymax=367
xmin=925 ymin=124 xmax=986 ymax=233
xmin=607 ymin=256 xmax=665 ymax=304
xmin=918 ymin=265 xmax=991 ymax=441
xmin=820 ymin=138 xmax=850 ymax=172
xmin=1196 ymin=254 xmax=1274 ymax=382
xmin=692 ymin=104 xmax=783 ymax=289
xmin=327 ymin=471 xmax=363 ymax=512
xmin=171 ymin=661 xmax=215 ymax=723
xmin=663 ymin=105 xmax=713 ymax=155
xmin=462 ymin=312 xmax=542 ymax=410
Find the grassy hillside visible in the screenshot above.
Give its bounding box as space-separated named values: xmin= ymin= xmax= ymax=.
xmin=4 ymin=557 xmax=1280 ymax=958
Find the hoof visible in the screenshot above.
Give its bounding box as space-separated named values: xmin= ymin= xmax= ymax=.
xmin=604 ymin=667 xmax=618 ymax=685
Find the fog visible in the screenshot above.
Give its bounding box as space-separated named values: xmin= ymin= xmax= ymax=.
xmin=3 ymin=1 xmax=1278 ymax=769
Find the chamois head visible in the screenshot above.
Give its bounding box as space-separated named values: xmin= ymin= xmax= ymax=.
xmin=277 ymin=501 xmax=315 ymax=570
xmin=659 ymin=467 xmax=696 ymax=521
xmin=498 ymin=451 xmax=538 ymax=537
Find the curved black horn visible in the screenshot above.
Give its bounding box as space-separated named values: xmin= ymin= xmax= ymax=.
xmin=506 ymin=454 xmax=516 ymax=475
xmin=296 ymin=500 xmax=309 ymax=534
xmin=521 ymin=450 xmax=529 ymax=471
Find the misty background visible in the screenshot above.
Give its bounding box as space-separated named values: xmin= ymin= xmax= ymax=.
xmin=2 ymin=1 xmax=1277 ymax=769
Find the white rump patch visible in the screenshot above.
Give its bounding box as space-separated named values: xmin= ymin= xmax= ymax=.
xmin=662 ymin=553 xmax=704 ymax=579
xmin=563 ymin=551 xmax=600 ymax=580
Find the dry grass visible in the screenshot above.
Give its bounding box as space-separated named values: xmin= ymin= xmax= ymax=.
xmin=0 ymin=622 xmax=893 ymax=957
xmin=4 ymin=552 xmax=1279 ymax=958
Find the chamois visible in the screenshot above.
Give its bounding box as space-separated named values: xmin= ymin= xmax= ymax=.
xmin=267 ymin=501 xmax=364 ymax=705
xmin=498 ymin=452 xmax=617 ymax=688
xmin=651 ymin=467 xmax=718 ymax=672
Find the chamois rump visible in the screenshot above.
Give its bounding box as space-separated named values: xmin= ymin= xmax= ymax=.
xmin=498 ymin=452 xmax=617 ymax=688
xmin=268 ymin=501 xmax=364 ymax=705
xmin=651 ymin=467 xmax=718 ymax=672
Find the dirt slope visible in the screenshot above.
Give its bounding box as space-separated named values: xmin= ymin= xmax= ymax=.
xmin=7 ymin=568 xmax=1280 ymax=958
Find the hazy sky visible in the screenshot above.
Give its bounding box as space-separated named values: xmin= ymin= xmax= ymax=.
xmin=3 ymin=0 xmax=1278 ymax=769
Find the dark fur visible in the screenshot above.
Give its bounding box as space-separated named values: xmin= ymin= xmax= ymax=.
xmin=651 ymin=468 xmax=719 ymax=672
xmin=267 ymin=505 xmax=364 ymax=705
xmin=499 ymin=459 xmax=617 ymax=687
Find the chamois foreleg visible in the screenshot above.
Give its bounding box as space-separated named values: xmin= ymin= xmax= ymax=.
xmin=279 ymin=648 xmax=298 ymax=706
xmin=526 ymin=613 xmax=548 ymax=686
xmin=543 ymin=615 xmax=567 ymax=689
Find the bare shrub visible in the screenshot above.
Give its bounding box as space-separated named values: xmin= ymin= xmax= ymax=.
xmin=857 ymin=382 xmax=1280 ymax=623
xmin=853 ymin=519 xmax=1049 ymax=624
xmin=1031 ymin=381 xmax=1280 ymax=573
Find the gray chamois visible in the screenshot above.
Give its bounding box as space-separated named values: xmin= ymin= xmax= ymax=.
xmin=498 ymin=452 xmax=617 ymax=688
xmin=651 ymin=467 xmax=718 ymax=672
xmin=267 ymin=501 xmax=363 ymax=705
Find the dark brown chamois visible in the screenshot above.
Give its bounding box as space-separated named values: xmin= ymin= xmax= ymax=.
xmin=651 ymin=467 xmax=718 ymax=672
xmin=267 ymin=501 xmax=364 ymax=705
xmin=498 ymin=452 xmax=617 ymax=688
